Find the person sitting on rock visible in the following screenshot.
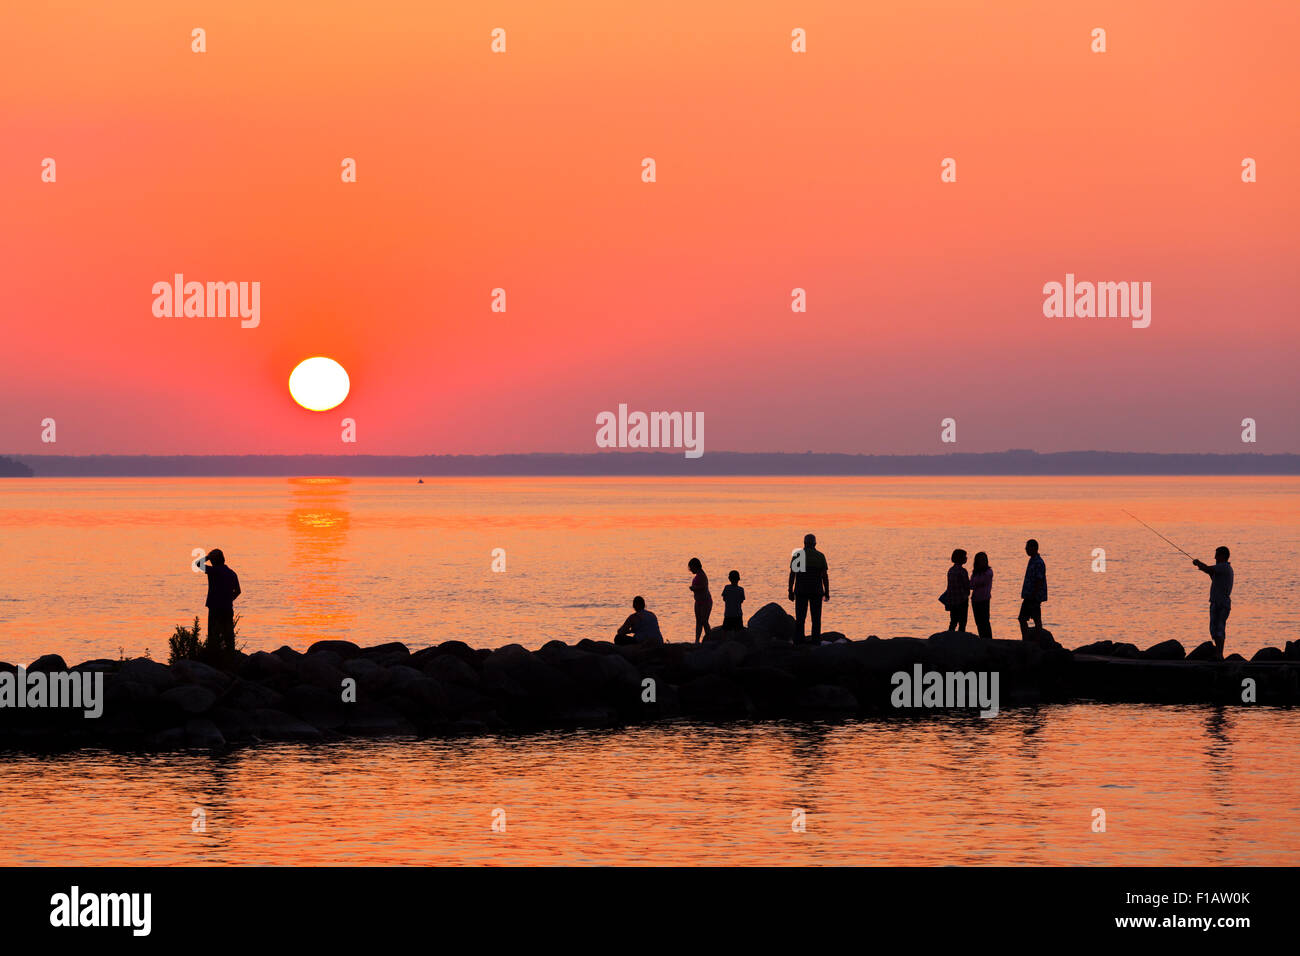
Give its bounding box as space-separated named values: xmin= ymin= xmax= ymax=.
xmin=721 ymin=570 xmax=745 ymax=633
xmin=1192 ymin=546 xmax=1233 ymax=659
xmin=615 ymin=596 xmax=664 ymax=646
xmin=944 ymin=549 xmax=970 ymax=633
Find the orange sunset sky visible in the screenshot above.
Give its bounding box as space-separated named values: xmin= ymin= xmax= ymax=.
xmin=2 ymin=1 xmax=1297 ymax=456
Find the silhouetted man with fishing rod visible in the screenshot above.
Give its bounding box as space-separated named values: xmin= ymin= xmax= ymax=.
xmin=1123 ymin=511 xmax=1235 ymax=660
xmin=1193 ymin=547 xmax=1234 ymax=659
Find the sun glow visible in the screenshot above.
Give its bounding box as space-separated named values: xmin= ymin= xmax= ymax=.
xmin=289 ymin=357 xmax=350 ymax=411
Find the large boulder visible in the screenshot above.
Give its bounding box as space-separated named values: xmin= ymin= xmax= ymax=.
xmin=385 ymin=666 xmax=449 ymax=712
xmin=1251 ymin=646 xmax=1285 ymax=662
xmin=678 ymin=674 xmax=749 ymax=717
xmin=271 ymin=645 xmax=303 ymax=664
xmin=746 ymin=603 xmax=798 ymax=643
xmin=342 ymin=701 xmax=416 ymax=736
xmin=223 ymin=678 xmax=285 ymax=711
xmin=283 ymin=684 xmax=347 ymax=730
xmin=183 ymin=718 xmax=225 ymax=748
xmin=118 ymin=658 xmax=176 ymax=690
xmin=342 ymin=657 xmax=391 ymax=695
xmin=160 ymin=684 xmax=217 ymax=715
xmin=1073 ymin=641 xmax=1116 ymax=656
xmin=433 ymin=641 xmax=481 ymax=669
xmin=298 ymin=653 xmax=347 ymax=691
xmin=72 ymin=659 xmax=117 ymax=673
xmin=306 ymin=640 xmax=362 ymax=660
xmin=359 ymin=642 xmax=410 ymax=666
xmin=794 ymin=683 xmax=859 ymax=714
xmin=207 ymin=706 xmax=258 ymax=741
xmin=482 ymin=644 xmax=576 ymax=705
xmin=1187 ymin=641 xmax=1222 ymax=662
xmin=253 ymin=708 xmax=323 ymax=741
xmin=173 ymin=659 xmax=233 ymax=691
xmin=734 ymin=666 xmax=800 ymax=714
xmin=1021 ymin=628 xmax=1064 ymax=652
xmin=422 ymin=653 xmax=481 ymax=687
xmin=1140 ymin=639 xmax=1185 ymax=661
xmin=242 ymin=651 xmax=290 ymax=681
xmin=27 ymin=654 xmax=68 ymax=672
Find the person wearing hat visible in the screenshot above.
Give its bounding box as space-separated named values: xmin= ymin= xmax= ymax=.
xmin=202 ymin=549 xmax=241 ymax=660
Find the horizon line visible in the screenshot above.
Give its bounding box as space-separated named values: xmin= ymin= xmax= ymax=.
xmin=4 ymin=449 xmax=1297 ymax=478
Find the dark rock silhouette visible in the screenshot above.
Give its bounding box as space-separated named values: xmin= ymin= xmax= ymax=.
xmin=1140 ymin=640 xmax=1186 ymax=661
xmin=3 ymin=630 xmax=1300 ymax=750
xmin=745 ymin=603 xmax=799 ymax=643
xmin=1187 ymin=641 xmax=1221 ymax=662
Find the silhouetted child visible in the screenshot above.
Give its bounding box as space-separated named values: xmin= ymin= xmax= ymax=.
xmin=1018 ymin=538 xmax=1047 ymax=639
xmin=1192 ymin=546 xmax=1233 ymax=659
xmin=688 ymin=557 xmax=712 ymax=643
xmin=969 ymin=551 xmax=993 ymax=639
xmin=721 ymin=570 xmax=745 ymax=632
xmin=944 ymin=549 xmax=970 ymax=632
xmin=615 ymin=595 xmax=664 ymax=646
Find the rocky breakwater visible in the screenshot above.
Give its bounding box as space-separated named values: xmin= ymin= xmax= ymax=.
xmin=1 ymin=604 xmax=1297 ymax=750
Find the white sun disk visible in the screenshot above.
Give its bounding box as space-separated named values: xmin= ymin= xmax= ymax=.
xmin=289 ymin=357 xmax=350 ymax=411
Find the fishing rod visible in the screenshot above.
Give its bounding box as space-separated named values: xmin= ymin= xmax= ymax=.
xmin=1122 ymin=509 xmax=1194 ymax=560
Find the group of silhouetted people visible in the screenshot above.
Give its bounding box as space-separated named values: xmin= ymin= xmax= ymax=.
xmin=941 ymin=539 xmax=1048 ymax=641
xmin=609 ymin=532 xmax=1235 ymax=659
xmin=196 ymin=529 xmax=1238 ymax=663
xmin=683 ymin=559 xmax=749 ymax=643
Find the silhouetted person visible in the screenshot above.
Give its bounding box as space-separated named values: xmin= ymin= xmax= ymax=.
xmin=969 ymin=551 xmax=994 ymax=639
xmin=1018 ymin=539 xmax=1047 ymax=639
xmin=1193 ymin=546 xmax=1233 ymax=659
xmin=721 ymin=570 xmax=745 ymax=633
xmin=615 ymin=595 xmax=663 ymax=646
xmin=688 ymin=557 xmax=712 ymax=643
xmin=202 ymin=549 xmax=241 ymax=660
xmin=944 ymin=549 xmax=970 ymax=632
xmin=788 ymin=533 xmax=830 ymax=644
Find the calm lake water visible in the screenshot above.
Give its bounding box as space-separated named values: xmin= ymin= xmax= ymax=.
xmin=0 ymin=476 xmax=1295 ymax=660
xmin=0 ymin=476 xmax=1296 ymax=866
xmin=1 ymin=706 xmax=1297 ymax=866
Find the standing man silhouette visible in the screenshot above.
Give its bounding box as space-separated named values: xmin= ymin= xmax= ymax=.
xmin=1018 ymin=538 xmax=1047 ymax=639
xmin=788 ymin=533 xmax=830 ymax=644
xmin=1193 ymin=546 xmax=1234 ymax=659
xmin=202 ymin=548 xmax=241 ymax=661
